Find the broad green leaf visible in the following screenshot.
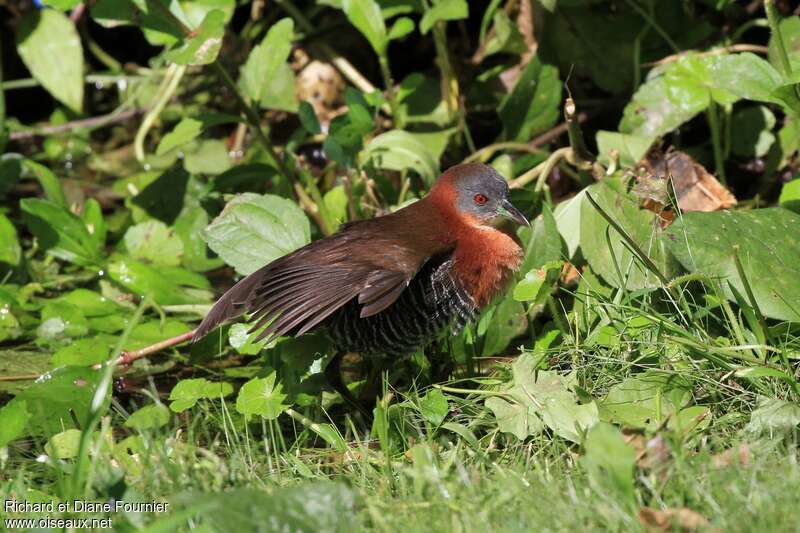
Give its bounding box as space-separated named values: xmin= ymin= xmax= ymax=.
xmin=298 ymin=101 xmax=322 ymax=135
xmin=583 ymin=422 xmax=635 ymax=506
xmin=482 ymin=10 xmax=526 ymax=58
xmin=513 ymin=260 xmax=562 ymax=303
xmin=600 ymin=371 xmax=692 ymax=430
xmin=0 ymin=155 xmax=22 ymax=200
xmin=519 ymin=204 xmax=562 ymax=274
xmin=240 ymin=18 xmax=294 ymax=104
xmin=768 ymin=16 xmax=800 ymax=73
xmin=45 ymin=429 xmax=82 ymax=459
xmin=16 ymin=10 xmax=84 ymax=113
xmin=387 ymin=17 xmax=415 ymax=41
xmin=480 ymin=298 xmax=528 ymax=356
xmin=0 ymin=400 xmax=31 ymax=447
xmin=82 ymin=198 xmax=107 ymax=251
xmin=123 ymin=220 xmax=184 ymax=266
xmin=779 ymin=179 xmax=800 ymax=213
xmin=40 ymin=300 xmax=90 ymax=339
xmin=420 ymin=0 xmax=468 ymax=34
xmin=666 ymin=208 xmax=800 ymax=321
xmin=260 ymin=62 xmax=299 ymax=112
xmin=169 ymin=378 xmax=234 ymax=412
xmin=22 ymin=160 xmax=66 ymax=207
xmin=0 ymin=351 xmax=52 ymax=395
xmin=596 ymin=131 xmax=654 ymax=168
xmin=157 ymin=118 xmax=204 ymax=156
xmin=0 ymin=213 xmax=21 ymax=266
xmin=580 ymin=178 xmax=670 ymax=290
xmin=236 ymin=372 xmax=289 ymax=421
xmin=745 ymin=397 xmax=800 ymax=437
xmin=21 ymin=198 xmax=103 ymax=266
xmin=108 ymin=258 xmax=212 ymax=305
xmin=165 ymin=9 xmax=225 ymax=65
xmin=553 ymin=189 xmax=586 ymax=259
xmin=620 ymin=74 xmax=707 ymax=138
xmin=342 ymin=0 xmax=387 ymax=53
xmin=125 ymin=403 xmax=171 ymax=430
xmin=16 ymin=366 xmax=109 ymax=436
xmin=228 ymin=323 xmax=277 ymax=355
xmin=418 ymin=389 xmax=448 ymax=425
xmin=56 ymin=289 xmax=123 ymax=317
xmin=90 ymin=0 xmax=189 ymax=45
xmin=42 ymin=0 xmax=82 ymax=8
xmin=486 ymin=396 xmax=543 ymax=440
xmin=174 ymin=206 xmax=224 ymax=272
xmin=397 ymin=74 xmax=450 ymax=127
xmin=51 ymin=336 xmax=112 ymax=367
xmin=498 ymin=57 xmax=561 ymax=142
xmin=203 ymin=192 xmax=311 ymax=275
xmin=363 ymin=129 xmax=439 ymax=185
xmin=183 ymin=139 xmax=232 ymax=175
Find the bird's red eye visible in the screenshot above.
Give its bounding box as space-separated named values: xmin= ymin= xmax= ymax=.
xmin=473 ymin=193 xmax=488 ymax=206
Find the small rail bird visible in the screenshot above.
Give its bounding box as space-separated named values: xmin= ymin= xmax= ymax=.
xmin=193 ymin=163 xmax=529 ymax=405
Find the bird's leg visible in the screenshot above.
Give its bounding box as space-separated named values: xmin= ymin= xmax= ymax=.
xmin=324 ymin=352 xmax=372 ymax=419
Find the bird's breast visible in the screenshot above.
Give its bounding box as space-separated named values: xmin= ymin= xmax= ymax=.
xmin=452 ymin=228 xmax=523 ymax=308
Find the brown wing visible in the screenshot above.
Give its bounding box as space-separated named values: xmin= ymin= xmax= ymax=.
xmin=192 ymin=205 xmax=451 ymax=343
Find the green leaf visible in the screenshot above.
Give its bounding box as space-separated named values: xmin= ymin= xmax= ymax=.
xmin=298 ymin=101 xmax=322 ymax=135
xmin=768 ymin=16 xmax=800 ymax=74
xmin=45 ymin=429 xmax=82 ymax=459
xmin=42 ymin=0 xmax=83 ymax=9
xmin=16 ymin=10 xmax=84 ymax=113
xmin=123 ymin=220 xmax=184 ymax=266
xmin=259 ymin=62 xmax=299 ymax=112
xmin=21 ymin=198 xmax=103 ymax=266
xmin=0 ymin=400 xmax=31 ymax=447
xmin=665 ymin=208 xmax=800 ymax=321
xmin=240 ymin=18 xmax=294 ymax=104
xmin=0 ymin=213 xmax=21 ymax=267
xmin=513 ymin=260 xmax=562 ymax=303
xmin=420 ymin=0 xmax=468 ymax=34
xmin=157 ymin=118 xmax=203 ymax=156
xmin=51 ymin=336 xmax=112 ymax=367
xmin=22 ymin=160 xmax=66 ymax=207
xmin=498 ymin=57 xmax=561 ymax=142
xmin=90 ymin=0 xmax=188 ymax=45
xmin=164 ymin=9 xmax=225 ymax=65
xmin=387 ymin=17 xmax=415 ymax=41
xmin=236 ymin=372 xmax=289 ymax=421
xmin=183 ymin=139 xmax=232 ymax=175
xmin=620 ymin=74 xmax=707 ymax=138
xmin=203 ymin=192 xmax=311 ymax=276
xmin=596 ymin=131 xmax=654 ymax=168
xmin=479 ymin=298 xmax=528 ymax=356
xmin=583 ymin=422 xmax=635 ymax=506
xmin=56 ymin=289 xmax=123 ymax=317
xmin=40 ymin=300 xmax=90 ymax=339
xmin=17 ymin=366 xmax=109 ymax=436
xmin=0 ymin=351 xmax=52 ymax=396
xmin=580 ymin=178 xmax=670 ymax=290
xmin=125 ymin=403 xmax=171 ymax=430
xmin=482 ymin=10 xmax=526 ymax=58
xmin=108 ymin=258 xmax=212 ymax=305
xmin=363 ymin=129 xmax=440 ymax=185
xmin=730 ymin=106 xmax=776 ymax=158
xmin=779 ymin=179 xmax=800 ymax=213
xmin=553 ymin=189 xmax=586 ymax=259
xmin=169 ymin=378 xmax=234 ymax=412
xmin=174 ymin=206 xmax=224 ymax=272
xmin=486 ymin=396 xmax=542 ymax=441
xmin=342 ymin=0 xmax=388 ymax=53
xmin=746 ymin=397 xmax=800 ymax=436
xmin=419 ymin=389 xmax=448 ymax=425
xmin=600 ymin=371 xmax=692 ymax=430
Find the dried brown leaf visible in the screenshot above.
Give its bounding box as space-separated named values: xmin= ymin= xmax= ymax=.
xmin=711 ymin=443 xmax=751 ymax=469
xmin=639 ymin=507 xmax=710 ymax=532
xmin=640 ymin=149 xmax=737 ymax=213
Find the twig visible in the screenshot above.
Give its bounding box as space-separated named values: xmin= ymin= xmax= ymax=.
xmin=529 ymin=113 xmax=587 ymax=148
xmin=112 ymin=329 xmax=197 ymax=367
xmin=462 ymin=141 xmax=545 ymax=164
xmin=509 ymin=147 xmax=572 ymax=190
xmin=9 ymin=107 xmax=147 ymax=141
xmin=0 ymin=373 xmax=41 ymax=382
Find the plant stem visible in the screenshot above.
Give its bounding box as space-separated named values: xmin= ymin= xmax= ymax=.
xmin=431 ymin=22 xmax=459 ymax=121
xmin=2 ymin=73 xmax=151 ymax=91
xmin=10 ymin=106 xmax=148 ymax=141
xmin=765 ymin=0 xmax=793 ymax=77
xmin=707 ymin=102 xmax=727 ymax=185
xmin=378 ymin=54 xmax=402 ymax=128
xmin=134 ymin=63 xmax=186 ymax=163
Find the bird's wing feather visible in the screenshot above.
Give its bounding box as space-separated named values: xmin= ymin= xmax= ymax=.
xmin=192 ymin=215 xmax=449 ymax=343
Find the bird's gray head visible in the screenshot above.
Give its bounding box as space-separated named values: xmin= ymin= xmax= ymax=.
xmin=436 ymin=163 xmax=530 ymax=227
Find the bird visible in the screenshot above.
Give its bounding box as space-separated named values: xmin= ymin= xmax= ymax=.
xmin=192 ymin=162 xmax=529 ymax=408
